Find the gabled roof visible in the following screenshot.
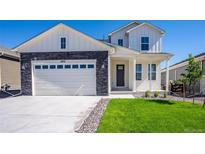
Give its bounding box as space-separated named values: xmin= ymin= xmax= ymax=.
xmin=103 ymin=42 xmax=140 ymax=55
xmin=14 ymin=23 xmax=112 ymax=51
xmin=108 ymin=21 xmax=141 ymax=36
xmin=126 ymin=22 xmax=165 ymax=34
xmin=161 ymin=52 xmax=205 ymax=72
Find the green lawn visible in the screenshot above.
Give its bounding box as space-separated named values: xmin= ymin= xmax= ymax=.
xmin=97 ymin=99 xmax=205 ymax=133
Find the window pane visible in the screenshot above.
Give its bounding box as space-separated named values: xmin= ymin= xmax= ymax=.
xmin=80 ymin=64 xmax=86 ymax=69
xmin=61 ymin=37 xmax=66 ymax=49
xmin=35 ymin=65 xmax=41 ymax=69
xmin=152 ymin=73 xmax=156 ymax=80
xmin=57 ymin=65 xmax=63 ymax=69
xmin=88 ymin=64 xmax=94 ymax=68
xmin=141 ymin=37 xmax=149 ymax=43
xmin=42 ymin=65 xmax=48 ymax=69
xmin=136 ymin=73 xmax=142 ymax=80
xmin=151 ymin=64 xmax=156 ymax=71
xmin=118 ymin=39 xmax=123 ymax=46
xmin=141 ymin=44 xmax=149 ymax=50
xmin=72 ymin=64 xmax=78 ymax=69
xmin=136 ymin=64 xmax=142 ymax=72
xmin=50 ymin=65 xmax=56 ymax=69
xmin=148 ymin=64 xmax=156 ymax=80
xmin=65 ymin=65 xmax=71 ymax=69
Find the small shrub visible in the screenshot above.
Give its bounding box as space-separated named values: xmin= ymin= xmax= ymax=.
xmin=145 ymin=90 xmax=150 ymax=97
xmin=164 ymin=91 xmax=167 ymax=98
xmin=154 ymin=91 xmax=158 ymax=98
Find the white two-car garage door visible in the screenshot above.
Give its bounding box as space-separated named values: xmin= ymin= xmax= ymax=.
xmin=32 ymin=60 xmax=96 ymax=96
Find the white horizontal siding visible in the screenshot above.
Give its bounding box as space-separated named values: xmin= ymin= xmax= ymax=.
xmin=129 ymin=24 xmax=162 ymax=52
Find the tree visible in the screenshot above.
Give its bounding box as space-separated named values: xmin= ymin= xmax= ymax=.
xmin=181 ymin=54 xmax=204 ymax=104
xmin=178 ymin=78 xmax=187 ymax=102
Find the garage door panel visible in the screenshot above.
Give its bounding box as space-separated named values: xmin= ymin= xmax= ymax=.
xmin=34 ymin=77 xmax=95 ymax=83
xmin=33 ymin=60 xmax=96 ymax=96
xmin=34 ymin=83 xmax=96 ymax=88
xmin=35 ymin=88 xmax=96 ymax=96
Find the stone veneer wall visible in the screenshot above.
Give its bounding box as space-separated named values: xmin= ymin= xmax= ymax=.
xmin=20 ymin=51 xmax=108 ymax=96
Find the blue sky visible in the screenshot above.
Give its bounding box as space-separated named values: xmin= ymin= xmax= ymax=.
xmin=1 ymin=20 xmax=205 ymax=67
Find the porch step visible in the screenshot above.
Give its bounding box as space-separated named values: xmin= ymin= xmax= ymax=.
xmin=110 ymin=91 xmax=134 ymax=94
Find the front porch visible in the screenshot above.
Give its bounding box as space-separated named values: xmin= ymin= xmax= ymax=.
xmin=108 ymin=50 xmax=172 ymax=94
xmin=110 ymin=57 xmax=136 ymax=92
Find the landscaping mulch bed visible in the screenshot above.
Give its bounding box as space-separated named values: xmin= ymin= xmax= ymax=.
xmin=75 ymin=98 xmax=110 ymax=133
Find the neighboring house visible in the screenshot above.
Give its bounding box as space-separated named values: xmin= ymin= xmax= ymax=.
xmin=161 ymin=52 xmax=205 ymax=95
xmin=14 ymin=21 xmax=172 ymax=96
xmin=0 ymin=47 xmax=20 ymax=91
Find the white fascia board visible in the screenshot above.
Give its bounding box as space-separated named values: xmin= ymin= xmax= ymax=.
xmin=108 ymin=21 xmax=141 ymax=36
xmin=126 ymin=22 xmax=165 ymax=35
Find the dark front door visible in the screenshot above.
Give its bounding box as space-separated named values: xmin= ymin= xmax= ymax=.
xmin=116 ymin=64 xmax=125 ymax=87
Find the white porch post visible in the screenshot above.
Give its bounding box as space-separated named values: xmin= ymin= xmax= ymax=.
xmin=166 ymin=59 xmax=170 ymax=92
xmin=149 ymin=61 xmax=152 ymax=92
xmin=133 ymin=58 xmax=136 ymax=92
xmin=108 ymin=56 xmax=111 ymax=94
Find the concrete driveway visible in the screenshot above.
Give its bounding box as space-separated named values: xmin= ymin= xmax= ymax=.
xmin=0 ymin=96 xmax=101 ymax=133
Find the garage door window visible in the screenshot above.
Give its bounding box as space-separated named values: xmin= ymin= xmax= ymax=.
xmin=35 ymin=65 xmax=41 ymax=69
xmin=88 ymin=64 xmax=94 ymax=69
xmin=72 ymin=64 xmax=79 ymax=69
xmin=50 ymin=65 xmax=56 ymax=69
xmin=57 ymin=65 xmax=63 ymax=69
xmin=65 ymin=65 xmax=71 ymax=69
xmin=42 ymin=65 xmax=48 ymax=69
xmin=80 ymin=64 xmax=86 ymax=69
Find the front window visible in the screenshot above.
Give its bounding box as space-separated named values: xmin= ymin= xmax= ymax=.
xmin=148 ymin=64 xmax=156 ymax=80
xmin=141 ymin=37 xmax=149 ymax=51
xmin=118 ymin=39 xmax=123 ymax=46
xmin=136 ymin=64 xmax=142 ymax=80
xmin=60 ymin=37 xmax=66 ymax=49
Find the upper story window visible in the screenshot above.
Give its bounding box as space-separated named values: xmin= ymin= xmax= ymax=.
xmin=60 ymin=37 xmax=66 ymax=49
xmin=141 ymin=37 xmax=149 ymax=51
xmin=118 ymin=39 xmax=123 ymax=46
xmin=148 ymin=64 xmax=156 ymax=80
xmin=136 ymin=64 xmax=142 ymax=80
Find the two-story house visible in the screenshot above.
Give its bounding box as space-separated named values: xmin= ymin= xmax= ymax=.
xmin=15 ymin=21 xmax=172 ymax=96
xmin=106 ymin=21 xmax=172 ymax=93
